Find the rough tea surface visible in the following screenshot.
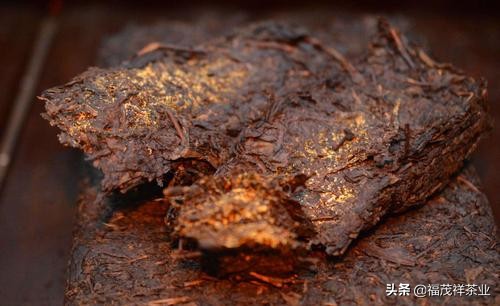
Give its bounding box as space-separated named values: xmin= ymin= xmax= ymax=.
xmin=66 ymin=166 xmax=499 ymax=305
xmin=41 ymin=20 xmax=490 ymax=256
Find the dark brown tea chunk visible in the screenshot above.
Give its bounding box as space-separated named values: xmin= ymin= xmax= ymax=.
xmin=65 ymin=166 xmax=498 ymax=305
xmin=41 ymin=20 xmax=490 ymax=256
xmin=165 ymin=172 xmax=315 ymax=276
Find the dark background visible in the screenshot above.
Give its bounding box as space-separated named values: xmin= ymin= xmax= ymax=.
xmin=0 ymin=1 xmax=498 ymax=305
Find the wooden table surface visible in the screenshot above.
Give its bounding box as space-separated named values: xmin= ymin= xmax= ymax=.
xmin=0 ymin=2 xmax=498 ymax=305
